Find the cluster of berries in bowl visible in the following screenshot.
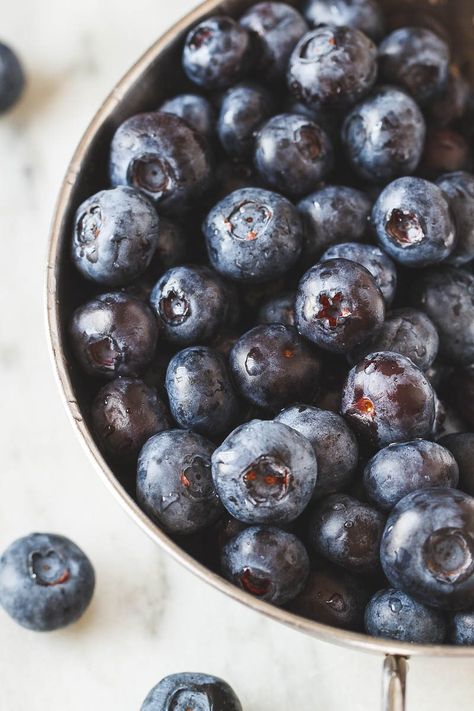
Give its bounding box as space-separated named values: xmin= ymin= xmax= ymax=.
xmin=66 ymin=0 xmax=474 ymax=647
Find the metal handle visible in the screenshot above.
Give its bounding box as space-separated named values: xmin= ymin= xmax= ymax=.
xmin=382 ymin=655 xmax=408 ymax=711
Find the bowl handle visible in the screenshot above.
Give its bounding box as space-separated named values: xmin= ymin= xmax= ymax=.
xmin=382 ymin=655 xmax=408 ymax=711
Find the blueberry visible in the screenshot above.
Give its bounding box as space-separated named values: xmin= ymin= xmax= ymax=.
xmin=240 ymin=2 xmax=308 ymax=83
xmin=141 ymin=672 xmax=242 ymax=711
xmin=0 ymin=41 xmax=25 ymax=113
xmin=0 ymin=533 xmax=94 ymax=631
xmin=289 ymin=564 xmax=370 ymax=631
xmin=378 ymin=28 xmax=450 ymax=105
xmin=303 ymin=0 xmax=385 ymax=41
xmin=182 ymin=16 xmax=255 ymax=90
xmin=321 ymin=242 xmax=397 ymax=306
xmin=380 ymin=488 xmax=474 ymax=610
xmin=420 ymin=128 xmax=472 ymax=179
xmin=254 ymin=113 xmax=334 ymax=197
xmin=364 ymin=588 xmax=446 ymax=644
xmin=229 ymin=324 xmax=322 ymax=412
xmin=414 ymin=267 xmax=474 ymax=365
xmin=203 ymin=187 xmax=303 ymax=283
xmin=257 ymin=291 xmax=296 ymax=326
xmin=440 ymin=433 xmax=474 ymax=498
xmin=165 ymin=347 xmax=240 ymax=439
xmin=221 ymin=525 xmax=310 ymax=605
xmin=288 ymin=25 xmax=377 ymax=110
xmin=212 ymin=419 xmax=317 ymax=524
xmin=433 ymin=400 xmax=469 ymax=443
xmin=150 ymin=217 xmax=188 ymax=271
xmin=436 ymin=172 xmax=474 ymax=266
xmin=372 ymin=177 xmax=456 ymax=267
xmin=109 ymin=112 xmax=212 ymax=214
xmin=218 ymin=83 xmax=274 ymax=159
xmin=451 ymin=611 xmax=474 ymax=645
xmin=70 ymin=292 xmax=158 ymax=378
xmin=341 ymin=352 xmax=436 ymax=448
xmin=350 ymin=308 xmax=439 ymax=371
xmin=364 ymin=439 xmax=459 ymax=512
xmin=91 ymin=378 xmax=171 ymax=459
xmin=159 ymin=93 xmax=215 ymax=140
xmin=137 ymin=429 xmax=221 ymax=535
xmin=308 ymin=494 xmax=385 ymax=574
xmin=275 ymin=405 xmax=358 ymax=497
xmin=295 ymin=258 xmax=385 ymax=354
xmin=149 ymin=265 xmax=237 ymax=347
xmin=342 ymin=86 xmax=426 ymax=184
xmin=426 ymin=66 xmax=470 ymax=128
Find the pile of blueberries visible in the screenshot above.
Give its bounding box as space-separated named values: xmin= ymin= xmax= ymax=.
xmin=64 ymin=0 xmax=474 ymax=649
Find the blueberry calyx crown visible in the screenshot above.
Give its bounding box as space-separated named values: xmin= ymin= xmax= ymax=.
xmin=243 ymin=455 xmax=292 ymax=505
xmin=29 ymin=550 xmax=70 ymax=587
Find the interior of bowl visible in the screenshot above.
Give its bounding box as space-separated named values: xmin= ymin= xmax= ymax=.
xmin=47 ymin=0 xmax=474 ymax=657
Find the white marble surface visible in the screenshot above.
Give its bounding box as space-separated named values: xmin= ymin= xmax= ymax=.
xmin=1 ymin=1 xmax=474 ymax=709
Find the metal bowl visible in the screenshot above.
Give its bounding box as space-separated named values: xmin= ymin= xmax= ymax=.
xmin=46 ymin=0 xmax=474 ymax=707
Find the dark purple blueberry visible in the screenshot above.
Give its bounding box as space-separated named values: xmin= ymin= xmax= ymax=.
xmin=287 ymin=25 xmax=377 ymax=110
xmin=149 ymin=217 xmax=188 ymax=271
xmin=372 ymin=177 xmax=456 ymax=267
xmin=0 ymin=41 xmax=25 ymax=113
xmin=182 ymin=16 xmax=255 ymax=90
xmin=436 ymin=172 xmax=474 ymax=266
xmin=0 ymin=533 xmax=94 ymax=631
xmin=91 ymin=378 xmax=171 ymax=459
xmin=341 ymin=352 xmax=436 ymax=448
xmin=203 ymin=187 xmax=303 ymax=283
xmin=275 ymin=405 xmax=358 ymax=497
xmin=342 ymin=87 xmax=426 ymax=184
xmin=158 ymin=93 xmax=215 ymax=140
xmin=308 ymin=494 xmax=385 ymax=574
xmin=149 ymin=265 xmax=237 ymax=347
xmin=109 ymin=112 xmax=212 ymax=214
xmin=451 ymin=611 xmax=474 ymax=645
xmin=165 ymin=347 xmax=240 ymax=439
xmin=350 ymin=308 xmax=439 ymax=371
xmin=221 ymin=526 xmax=310 ymax=605
xmin=240 ymin=2 xmax=308 ymax=83
xmin=257 ymin=291 xmax=296 ymax=326
xmin=380 ymin=488 xmax=474 ymax=610
xmin=321 ymin=242 xmax=397 ymax=306
xmin=420 ymin=128 xmax=472 ymax=179
xmin=229 ymin=324 xmax=322 ymax=412
xmin=69 ymin=292 xmax=158 ymax=378
xmin=71 ymin=187 xmax=159 ymax=287
xmin=137 ymin=429 xmax=221 ymax=535
xmin=440 ymin=433 xmax=474 ymax=497
xmin=364 ymin=439 xmax=459 ymax=512
xmin=141 ymin=672 xmax=242 ymax=711
xmin=218 ymin=83 xmax=274 ymax=159
xmin=212 ymin=419 xmax=317 ymax=524
xmin=303 ymin=0 xmax=385 ymax=41
xmin=365 ymin=588 xmax=446 ymax=644
xmin=295 ymin=259 xmax=385 ymax=354
xmin=254 ymin=113 xmax=334 ymax=197
xmin=426 ymin=65 xmax=470 ymax=127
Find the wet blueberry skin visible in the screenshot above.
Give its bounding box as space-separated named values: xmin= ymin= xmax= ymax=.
xmin=69 ymin=292 xmax=158 ymax=378
xmin=221 ymin=525 xmax=310 ymax=605
xmin=364 ymin=588 xmax=447 ymax=644
xmin=303 ymin=0 xmax=385 ymax=41
xmin=149 ymin=265 xmax=238 ymax=347
xmin=380 ymin=488 xmax=474 ymax=610
xmin=451 ymin=611 xmax=474 ymax=645
xmin=141 ymin=672 xmax=242 ymax=711
xmin=378 ymin=27 xmax=450 ymax=105
xmin=109 ymin=112 xmax=212 ymax=214
xmin=257 ymin=291 xmax=296 ymax=327
xmin=341 ymin=352 xmax=437 ymax=448
xmin=321 ymin=242 xmax=397 ymax=306
xmin=182 ymin=15 xmax=255 ymax=90
xmin=229 ymin=324 xmax=322 ymax=412
xmin=165 ymin=347 xmax=240 ymax=440
xmin=212 ymin=419 xmax=317 ymax=525
xmin=137 ymin=429 xmax=222 ymax=535
xmin=91 ymin=378 xmax=171 ymax=459
xmin=72 ymin=187 xmax=159 ymax=287
xmin=363 ymin=439 xmax=459 ymax=512
xmin=254 ymin=113 xmax=334 ymax=197
xmin=342 ymin=86 xmax=426 ymax=184
xmin=275 ymin=405 xmax=359 ymax=498
xmin=240 ymin=2 xmax=308 ymax=83
xmin=439 ymin=433 xmax=474 ymax=498
xmin=0 ymin=533 xmax=94 ymax=631
xmin=218 ymin=82 xmax=274 ymax=160
xmin=159 ymin=93 xmax=215 ymax=140
xmin=0 ymin=41 xmax=25 ymax=113
xmin=372 ymin=177 xmax=456 ymax=267
xmin=436 ymin=171 xmax=474 ymax=266
xmin=295 ymin=258 xmax=385 ymax=355
xmin=308 ymin=494 xmax=385 ymax=574
xmin=287 ymin=25 xmax=377 ymax=110
xmin=203 ymin=187 xmax=303 ymax=283
xmin=350 ymin=307 xmax=439 ymax=371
